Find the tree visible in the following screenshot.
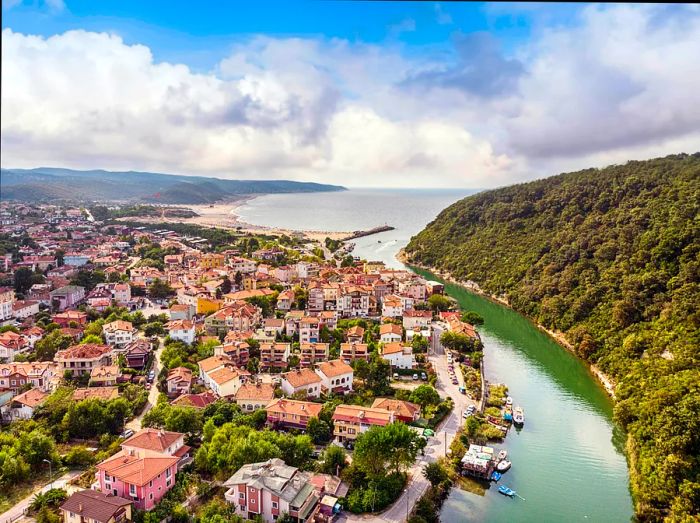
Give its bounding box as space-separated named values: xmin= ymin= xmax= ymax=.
xmin=306 ymin=416 xmax=331 ymax=444
xmin=422 ymin=462 xmax=448 ymax=487
xmin=220 ymin=276 xmax=232 ymax=295
xmin=144 ymin=322 xmax=166 ymax=337
xmin=148 ymin=279 xmax=174 ymax=299
xmin=34 ymin=331 xmax=72 ymax=361
xmin=364 ymin=356 xmax=391 ymax=395
xmin=353 ymin=422 xmax=423 ymax=478
xmin=409 ymin=385 xmax=441 ymax=415
xmin=427 ymin=294 xmax=450 ymax=312
xmin=70 ymin=269 xmax=105 ymax=291
xmin=319 ymin=445 xmax=347 ymax=475
xmin=461 ymin=310 xmax=484 ymax=325
xmin=234 ymin=271 xmax=243 ymax=288
xmin=411 ymin=334 xmax=429 ymax=353
xmin=14 ymin=267 xmax=37 ymax=294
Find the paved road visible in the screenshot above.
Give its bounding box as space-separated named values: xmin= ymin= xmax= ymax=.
xmin=336 ymin=344 xmax=476 ymax=522
xmin=0 ymin=470 xmax=83 ymax=523
xmin=126 ymin=339 xmax=164 ymax=431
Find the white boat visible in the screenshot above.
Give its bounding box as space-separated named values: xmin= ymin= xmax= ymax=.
xmin=513 ymin=406 xmax=525 ymax=425
xmin=496 ymin=460 xmax=512 ymax=472
xmin=505 ymin=396 xmax=513 ymax=406
xmin=497 ymin=450 xmax=508 ymax=461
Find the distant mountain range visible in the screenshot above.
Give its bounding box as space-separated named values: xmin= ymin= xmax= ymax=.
xmin=0 ymin=167 xmax=346 ymax=204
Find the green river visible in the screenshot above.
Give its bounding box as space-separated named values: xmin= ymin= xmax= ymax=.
xmin=413 ymin=269 xmax=634 ymax=523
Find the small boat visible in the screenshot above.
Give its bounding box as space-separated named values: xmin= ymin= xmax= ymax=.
xmin=491 ymin=471 xmax=502 ymax=482
xmin=503 ymin=411 xmax=513 ymax=422
xmin=497 ymin=460 xmax=512 ymax=472
xmin=498 ymin=485 xmax=516 ymax=497
xmin=505 ymin=396 xmax=513 ymax=406
xmin=497 ymin=450 xmax=508 ymax=461
xmin=513 ymin=406 xmax=525 ymax=425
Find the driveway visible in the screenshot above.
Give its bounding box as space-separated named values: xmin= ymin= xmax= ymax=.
xmin=126 ymin=338 xmax=164 ymax=431
xmin=0 ymin=470 xmax=83 ymax=523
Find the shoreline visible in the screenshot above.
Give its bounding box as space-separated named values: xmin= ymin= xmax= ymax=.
xmin=117 ymin=194 xmax=353 ymax=242
xmin=397 ymin=249 xmax=617 ymax=399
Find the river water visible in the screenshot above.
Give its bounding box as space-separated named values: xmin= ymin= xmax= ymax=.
xmin=236 ymin=189 xmax=633 ymax=522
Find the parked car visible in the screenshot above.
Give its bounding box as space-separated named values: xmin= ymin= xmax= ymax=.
xmin=121 ymin=429 xmax=134 ymax=439
xmin=467 ymin=405 xmax=476 ymax=413
xmin=421 ymin=372 xmax=427 ymax=380
xmin=412 ymin=373 xmax=419 ymax=380
xmin=393 ymin=373 xmax=399 ymax=379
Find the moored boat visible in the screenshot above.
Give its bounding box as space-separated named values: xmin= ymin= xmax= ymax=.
xmin=497 ymin=450 xmax=508 ymax=461
xmin=505 ymin=396 xmax=513 ymax=406
xmin=513 ymin=406 xmax=525 ymax=425
xmin=497 ymin=460 xmax=512 ymax=472
xmin=498 ymin=485 xmax=516 ymax=497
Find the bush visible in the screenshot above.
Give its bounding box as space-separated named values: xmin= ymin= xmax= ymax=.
xmin=63 ymin=446 xmax=95 ymax=468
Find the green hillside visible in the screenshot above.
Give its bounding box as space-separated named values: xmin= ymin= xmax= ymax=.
xmin=405 ymin=153 xmax=700 ymax=521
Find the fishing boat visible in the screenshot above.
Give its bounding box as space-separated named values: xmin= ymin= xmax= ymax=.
xmin=513 ymin=406 xmax=525 ymax=425
xmin=497 ymin=450 xmax=508 ymax=461
xmin=505 ymin=396 xmax=513 ymax=406
xmin=498 ymin=485 xmax=516 ymax=497
xmin=497 ymin=460 xmax=512 ymax=472
xmin=491 ymin=471 xmax=502 ymax=482
xmin=503 ymin=407 xmax=513 ymax=422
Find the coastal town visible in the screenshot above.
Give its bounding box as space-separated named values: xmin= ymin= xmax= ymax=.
xmin=0 ymin=201 xmax=520 ymax=523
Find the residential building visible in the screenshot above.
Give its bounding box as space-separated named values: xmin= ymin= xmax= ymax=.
xmin=380 ymin=342 xmax=415 ymax=370
xmin=336 ymin=286 xmax=371 ymax=318
xmin=170 ymin=391 xmax=217 ymax=410
xmin=215 ymin=339 xmax=250 ymax=368
xmin=281 ymin=368 xmax=322 ymax=399
xmin=52 ymin=310 xmax=88 ymax=327
xmin=0 ymin=331 xmax=28 ymax=361
xmin=275 ymin=290 xmax=294 ymax=311
xmin=103 ymin=320 xmax=137 ymax=347
xmin=166 ymin=367 xmax=192 ymax=396
xmin=56 ymin=344 xmax=113 ymax=376
xmin=371 ymin=398 xmax=421 ymax=423
xmin=332 ymin=404 xmax=395 ymax=444
xmin=381 ymin=295 xmax=403 ymax=318
xmin=299 ymin=342 xmax=329 ymax=367
xmin=259 ymin=342 xmax=291 ymax=372
xmin=12 ymin=300 xmax=40 ymax=320
xmin=50 ymin=285 xmax=86 ymax=311
xmin=315 ymin=359 xmax=353 ymax=395
xmin=124 ymin=340 xmax=151 ymax=369
xmin=0 ymin=362 xmax=56 ymax=392
xmin=223 ymin=459 xmax=321 ymax=523
xmin=165 ymin=320 xmax=196 ymax=344
xmin=345 ymin=325 xmax=364 ymax=343
xmin=379 ymin=323 xmax=403 ymax=343
xmin=95 ymin=451 xmax=178 ymax=511
xmin=339 ymin=342 xmax=369 ymax=364
xmin=90 ymin=365 xmax=120 ymax=387
xmin=0 ymin=287 xmax=15 ymax=321
xmin=402 ymin=310 xmax=432 ymax=330
xmin=266 ymin=398 xmax=322 ymax=430
xmin=60 ymin=489 xmax=132 ymax=523
xmin=3 ymin=388 xmax=48 ymax=420
xmin=234 ymin=382 xmax=276 ymax=412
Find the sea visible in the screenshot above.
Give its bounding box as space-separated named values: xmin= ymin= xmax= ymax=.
xmin=236 ymin=188 xmax=475 ymax=268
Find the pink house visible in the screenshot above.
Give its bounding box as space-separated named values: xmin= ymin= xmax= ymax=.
xmin=95 ymin=450 xmax=178 ymax=510
xmin=94 ymin=429 xmax=191 ymax=511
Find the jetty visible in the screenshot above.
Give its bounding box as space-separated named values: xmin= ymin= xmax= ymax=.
xmin=340 ymin=225 xmax=394 ymax=242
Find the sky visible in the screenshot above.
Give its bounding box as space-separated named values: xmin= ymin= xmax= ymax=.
xmin=2 ymin=1 xmax=699 ymax=188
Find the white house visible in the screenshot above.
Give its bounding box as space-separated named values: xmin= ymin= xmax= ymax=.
xmin=315 ymin=359 xmax=353 ymax=395
xmin=380 ymin=342 xmax=415 ymax=370
xmin=402 ymin=310 xmax=432 ymax=330
xmin=166 ymin=320 xmax=196 ymax=344
xmin=379 ymin=323 xmax=403 ymax=343
xmin=103 ymin=320 xmax=137 ymax=347
xmin=280 ymin=368 xmax=322 ymax=399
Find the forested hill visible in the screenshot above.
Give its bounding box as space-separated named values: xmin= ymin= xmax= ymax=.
xmin=0 ymin=167 xmax=345 ymax=204
xmin=405 ymin=153 xmax=700 ymax=521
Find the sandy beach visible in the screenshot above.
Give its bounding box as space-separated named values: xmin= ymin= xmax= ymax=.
xmin=119 ymin=195 xmax=351 ymax=242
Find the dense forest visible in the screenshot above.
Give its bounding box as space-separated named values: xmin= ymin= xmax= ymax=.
xmin=405 ymin=153 xmax=700 ymax=521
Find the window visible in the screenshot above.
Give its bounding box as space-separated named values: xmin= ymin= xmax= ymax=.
xmin=149 ymin=493 xmax=153 ymax=500
xmin=239 ymin=493 xmax=245 ymax=499
xmin=250 ymin=498 xmax=256 ymax=505
xmin=149 ymin=480 xmax=153 ymax=487
xmin=166 ymin=479 xmax=171 ymax=487
xmin=165 ymin=467 xmax=172 ymax=478
xmin=129 ymin=484 xmax=136 ymax=495
xmin=272 ymin=501 xmax=278 ymax=509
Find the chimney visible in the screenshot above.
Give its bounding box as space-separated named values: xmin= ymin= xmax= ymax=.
xmin=78 ymin=503 xmax=83 ymax=513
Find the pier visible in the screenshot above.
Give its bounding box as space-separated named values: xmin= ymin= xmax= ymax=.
xmin=340 ymin=225 xmax=394 ymax=242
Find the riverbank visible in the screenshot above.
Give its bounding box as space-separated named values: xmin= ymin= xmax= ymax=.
xmin=397 ymin=249 xmax=618 ymax=399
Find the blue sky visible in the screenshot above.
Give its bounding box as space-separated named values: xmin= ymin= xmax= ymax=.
xmin=2 ymin=1 xmax=573 ymax=70
xmin=2 ymin=1 xmax=698 ymax=187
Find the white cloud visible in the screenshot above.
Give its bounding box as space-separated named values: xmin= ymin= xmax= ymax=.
xmin=2 ymin=4 xmax=699 ymax=188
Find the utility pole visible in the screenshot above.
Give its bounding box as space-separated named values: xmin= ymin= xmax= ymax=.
xmin=43 ymin=459 xmax=53 ymax=489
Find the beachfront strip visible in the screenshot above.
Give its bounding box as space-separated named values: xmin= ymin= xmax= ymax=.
xmin=0 ymin=201 xmax=483 ymax=523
